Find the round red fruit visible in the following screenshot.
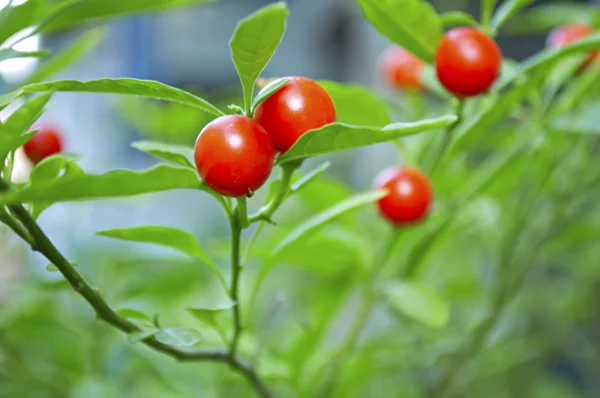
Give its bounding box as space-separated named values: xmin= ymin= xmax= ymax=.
xmin=379 ymin=45 xmax=425 ymax=91
xmin=23 ymin=125 xmax=63 ymax=164
xmin=547 ymin=23 xmax=597 ymax=69
xmin=254 ymin=76 xmax=336 ymax=153
xmin=194 ymin=115 xmax=275 ymax=197
xmin=435 ymin=27 xmax=502 ymax=97
xmin=374 ymin=167 xmax=433 ymax=225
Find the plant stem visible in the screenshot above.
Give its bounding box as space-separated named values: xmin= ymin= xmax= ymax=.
xmin=0 ymin=207 xmax=34 ymax=245
xmin=426 ymin=99 xmax=464 ymax=176
xmin=248 ymin=162 xmax=299 ymax=223
xmin=236 ymin=196 xmax=249 ymax=228
xmin=0 ymin=178 xmax=274 ymax=398
xmin=229 ymin=206 xmax=244 ymax=356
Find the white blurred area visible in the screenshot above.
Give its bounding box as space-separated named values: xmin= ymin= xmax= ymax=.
xmin=0 ymin=0 xmax=40 ymax=83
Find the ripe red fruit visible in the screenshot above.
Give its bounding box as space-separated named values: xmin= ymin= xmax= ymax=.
xmin=194 ymin=115 xmax=275 ymax=197
xmin=23 ymin=125 xmax=63 ymax=164
xmin=254 ymin=76 xmax=336 ymax=153
xmin=379 ymin=45 xmax=425 ymax=91
xmin=374 ymin=167 xmax=433 ymax=225
xmin=435 ymin=27 xmax=502 ymax=97
xmin=547 ymin=23 xmax=598 ymax=69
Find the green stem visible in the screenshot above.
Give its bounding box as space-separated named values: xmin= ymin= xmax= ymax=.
xmin=426 ymin=99 xmax=464 ymax=176
xmin=0 ymin=207 xmax=34 ymax=245
xmin=0 ymin=178 xmax=274 ymax=398
xmin=248 ymin=162 xmax=299 ymax=224
xmin=236 ymin=196 xmax=249 ymax=228
xmin=229 ymin=212 xmax=243 ymax=356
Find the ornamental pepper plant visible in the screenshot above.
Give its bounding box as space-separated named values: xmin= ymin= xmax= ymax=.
xmin=2 ymin=1 xmax=600 ymax=397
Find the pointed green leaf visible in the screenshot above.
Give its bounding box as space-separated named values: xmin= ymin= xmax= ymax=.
xmin=384 ymin=281 xmax=450 ymax=328
xmin=97 ymin=225 xmax=227 ymax=291
xmin=230 ymin=2 xmax=288 ymax=114
xmin=154 ymin=328 xmax=202 ymax=346
xmin=27 ymin=28 xmax=105 ymax=84
xmin=358 ymin=0 xmax=443 ymax=63
xmin=318 ymin=81 xmax=390 ymax=128
xmin=0 ymin=93 xmax=52 ymax=161
xmin=21 ymin=78 xmax=224 ymax=116
xmin=131 ymin=141 xmax=195 ymax=169
xmin=36 ymin=0 xmax=216 ymax=34
xmin=440 ymin=11 xmax=479 ymax=28
xmin=0 ymin=48 xmax=49 ymax=63
xmin=290 ymin=162 xmax=331 ymax=194
xmin=251 ymin=77 xmax=290 ymax=113
xmin=187 ymin=301 xmax=235 ymax=328
xmin=277 ymin=116 xmax=456 ymax=163
xmin=0 ymin=165 xmax=203 ymax=205
xmin=482 ymin=0 xmax=498 ymax=25
xmin=491 ymin=0 xmax=536 ymax=33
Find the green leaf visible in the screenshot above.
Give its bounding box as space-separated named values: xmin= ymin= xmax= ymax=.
xmin=482 ymin=0 xmax=498 ymax=25
xmin=273 ymin=190 xmax=386 ymax=255
xmin=491 ymin=0 xmax=536 ymax=33
xmin=384 ymin=281 xmax=450 ymax=328
xmin=154 ymin=328 xmax=202 ymax=346
xmin=36 ymin=0 xmax=215 ymax=34
xmin=97 ymin=225 xmax=226 ymax=291
xmin=229 ymin=2 xmax=288 ymax=115
xmin=127 ymin=329 xmax=156 ymax=344
xmin=551 ymin=60 xmax=600 ymax=116
xmin=440 ymin=11 xmax=479 ymax=28
xmin=251 ymin=77 xmax=290 ymax=113
xmin=0 ymin=165 xmax=203 ymax=205
xmin=357 ymin=0 xmax=443 ymax=63
xmin=0 ymin=91 xmax=21 ymax=110
xmin=27 ymin=28 xmax=105 ymax=84
xmin=290 ymin=162 xmax=331 ymax=194
xmin=277 ymin=116 xmax=457 ymax=163
xmin=131 ymin=141 xmax=195 ymax=169
xmin=0 ymin=48 xmax=49 ymax=63
xmin=187 ymin=301 xmax=235 ymax=329
xmin=318 ymin=81 xmax=390 ymax=128
xmin=116 ymin=308 xmax=153 ymax=323
xmin=21 ymin=78 xmax=224 ymax=117
xmin=0 ymin=93 xmax=52 ymax=162
xmin=506 ymin=4 xmax=593 ymax=35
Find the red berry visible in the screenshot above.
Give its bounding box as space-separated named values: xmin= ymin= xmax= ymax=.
xmin=194 ymin=115 xmax=275 ymax=197
xmin=435 ymin=27 xmax=502 ymax=97
xmin=374 ymin=167 xmax=433 ymax=225
xmin=379 ymin=45 xmax=425 ymax=91
xmin=254 ymin=76 xmax=336 ymax=153
xmin=23 ymin=125 xmax=63 ymax=164
xmin=547 ymin=23 xmax=598 ymax=69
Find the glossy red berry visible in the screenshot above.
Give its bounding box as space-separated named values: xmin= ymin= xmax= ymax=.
xmin=435 ymin=27 xmax=502 ymax=97
xmin=194 ymin=115 xmax=275 ymax=197
xmin=374 ymin=167 xmax=433 ymax=225
xmin=547 ymin=23 xmax=598 ymax=69
xmin=254 ymin=76 xmax=336 ymax=153
xmin=23 ymin=125 xmax=63 ymax=164
xmin=379 ymin=45 xmax=425 ymax=91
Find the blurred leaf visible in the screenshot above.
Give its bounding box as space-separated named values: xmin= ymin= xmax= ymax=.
xmin=154 ymin=328 xmax=202 ymax=346
xmin=384 ymin=281 xmax=450 ymax=328
xmin=290 ymin=162 xmax=331 ymax=194
xmin=0 ymin=165 xmax=203 ymax=205
xmin=273 ymin=190 xmax=386 ymax=255
xmin=187 ymin=301 xmax=235 ymax=329
xmin=421 ymin=65 xmax=452 ymax=98
xmin=22 ymin=78 xmax=224 ymax=116
xmin=251 ymin=77 xmax=290 ymax=112
xmin=0 ymin=1 xmax=62 ymax=47
xmin=278 ymin=116 xmax=456 ymax=163
xmin=318 ymin=81 xmax=390 ymax=127
xmin=0 ymin=48 xmax=49 ymax=63
xmin=482 ymin=0 xmax=498 ymax=25
xmin=0 ymin=93 xmax=51 ymax=161
xmin=229 ymin=2 xmax=288 ymax=114
xmin=440 ymin=11 xmax=478 ymax=28
xmin=0 ymin=91 xmax=20 ymax=110
xmin=36 ymin=0 xmax=215 ymax=34
xmin=27 ymin=28 xmax=105 ymax=84
xmin=131 ymin=141 xmax=195 ymax=169
xmin=506 ymin=4 xmax=594 ymax=35
xmin=357 ymin=0 xmax=442 ymax=63
xmin=116 ymin=308 xmax=153 ymax=323
xmin=551 ymin=60 xmax=600 ymax=115
xmin=127 ymin=329 xmax=156 ymax=344
xmin=97 ymin=225 xmax=226 ymax=291
xmin=491 ymin=0 xmax=536 ymax=33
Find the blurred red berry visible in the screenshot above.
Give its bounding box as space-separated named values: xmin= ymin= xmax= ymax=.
xmin=379 ymin=45 xmax=425 ymax=91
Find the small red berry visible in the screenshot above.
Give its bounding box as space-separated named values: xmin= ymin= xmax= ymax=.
xmin=547 ymin=23 xmax=598 ymax=69
xmin=254 ymin=76 xmax=336 ymax=153
xmin=194 ymin=115 xmax=275 ymax=197
xmin=435 ymin=27 xmax=502 ymax=97
xmin=374 ymin=167 xmax=433 ymax=225
xmin=379 ymin=45 xmax=425 ymax=91
xmin=23 ymin=125 xmax=63 ymax=164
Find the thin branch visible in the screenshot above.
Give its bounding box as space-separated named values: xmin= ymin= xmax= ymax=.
xmin=426 ymin=99 xmax=465 ymax=176
xmin=248 ymin=162 xmax=299 ymax=223
xmin=229 ymin=210 xmax=243 ymax=356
